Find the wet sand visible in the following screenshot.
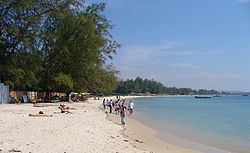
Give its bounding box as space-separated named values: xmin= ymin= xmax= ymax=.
xmin=107 ymin=109 xmax=202 ymax=153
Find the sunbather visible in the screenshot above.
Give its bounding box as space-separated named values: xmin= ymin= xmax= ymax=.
xmin=33 ymin=103 xmax=48 ymax=107
xmin=29 ymin=111 xmax=53 ymax=117
xmin=58 ymin=104 xmax=72 ymax=114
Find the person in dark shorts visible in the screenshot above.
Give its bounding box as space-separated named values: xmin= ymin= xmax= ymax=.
xmin=120 ymin=103 xmax=126 ymax=126
xmin=103 ymin=98 xmax=106 ymax=110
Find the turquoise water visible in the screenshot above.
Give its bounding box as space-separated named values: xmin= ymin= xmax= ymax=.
xmin=133 ymin=96 xmax=250 ymax=153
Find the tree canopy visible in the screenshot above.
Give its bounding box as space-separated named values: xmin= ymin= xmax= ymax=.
xmin=0 ymin=0 xmax=119 ymax=94
xmin=115 ymin=77 xmax=219 ymax=95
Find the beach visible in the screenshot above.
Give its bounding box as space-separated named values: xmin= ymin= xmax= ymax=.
xmin=0 ymin=96 xmax=201 ymax=153
xmin=108 ymin=109 xmax=202 ymax=153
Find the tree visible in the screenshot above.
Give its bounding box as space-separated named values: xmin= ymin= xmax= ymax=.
xmin=115 ymin=77 xmax=219 ymax=95
xmin=41 ymin=2 xmax=120 ymax=92
xmin=52 ymin=73 xmax=74 ymax=93
xmin=88 ymin=65 xmax=118 ymax=95
xmin=0 ymin=0 xmax=120 ymax=94
xmin=0 ymin=0 xmax=73 ymax=90
xmin=115 ymin=77 xmax=167 ymax=94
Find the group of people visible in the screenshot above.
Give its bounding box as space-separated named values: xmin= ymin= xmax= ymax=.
xmin=102 ymin=98 xmax=134 ymax=126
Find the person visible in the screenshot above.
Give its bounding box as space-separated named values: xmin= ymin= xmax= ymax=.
xmin=33 ymin=103 xmax=47 ymax=107
xmin=108 ymin=99 xmax=112 ymax=113
xmin=29 ymin=111 xmax=52 ymax=117
xmin=115 ymin=102 xmax=120 ymax=114
xmin=120 ymin=104 xmax=126 ymax=126
xmin=103 ymin=98 xmax=106 ymax=110
xmin=106 ymin=99 xmax=109 ymax=109
xmin=39 ymin=111 xmax=44 ymax=114
xmin=59 ymin=104 xmax=72 ymax=114
xmin=109 ymin=99 xmax=113 ymax=113
xmin=129 ymin=100 xmax=134 ymax=116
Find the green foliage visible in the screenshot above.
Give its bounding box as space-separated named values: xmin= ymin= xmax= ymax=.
xmin=53 ymin=73 xmax=74 ymax=92
xmin=2 ymin=52 xmax=43 ymax=90
xmin=116 ymin=77 xmax=167 ymax=94
xmin=115 ymin=77 xmax=219 ymax=95
xmin=87 ymin=65 xmax=118 ymax=95
xmin=0 ymin=0 xmax=120 ymax=94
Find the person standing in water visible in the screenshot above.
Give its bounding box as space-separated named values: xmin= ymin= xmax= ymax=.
xmin=129 ymin=100 xmax=134 ymax=116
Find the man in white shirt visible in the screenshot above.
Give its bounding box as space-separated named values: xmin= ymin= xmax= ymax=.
xmin=129 ymin=100 xmax=134 ymax=115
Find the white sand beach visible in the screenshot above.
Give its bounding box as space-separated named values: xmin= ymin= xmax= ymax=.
xmin=0 ymin=97 xmax=202 ymax=153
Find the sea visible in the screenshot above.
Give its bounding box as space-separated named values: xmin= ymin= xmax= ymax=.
xmin=132 ymin=96 xmax=250 ymax=153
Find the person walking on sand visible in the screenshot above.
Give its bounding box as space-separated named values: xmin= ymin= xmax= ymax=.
xmin=108 ymin=99 xmax=112 ymax=113
xmin=120 ymin=104 xmax=126 ymax=126
xmin=115 ymin=102 xmax=120 ymax=114
xmin=103 ymin=98 xmax=106 ymax=110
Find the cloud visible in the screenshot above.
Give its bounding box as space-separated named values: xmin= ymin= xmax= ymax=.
xmin=113 ymin=41 xmax=225 ymax=78
xmin=167 ymin=63 xmax=199 ymax=69
xmin=162 ymin=72 xmax=250 ymax=91
xmin=238 ymin=0 xmax=250 ymax=4
xmin=112 ymin=40 xmax=250 ymax=91
xmin=121 ymin=40 xmax=195 ymax=62
xmin=176 ymin=72 xmax=245 ymax=80
xmin=113 ymin=40 xmax=227 ymax=89
xmin=117 ymin=40 xmax=222 ymax=66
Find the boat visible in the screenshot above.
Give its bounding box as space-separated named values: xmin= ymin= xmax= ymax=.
xmin=213 ymin=95 xmax=221 ymax=97
xmin=195 ymin=96 xmax=212 ymax=99
xmin=242 ymin=94 xmax=248 ymax=96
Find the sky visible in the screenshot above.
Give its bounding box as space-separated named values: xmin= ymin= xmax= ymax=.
xmin=87 ymin=0 xmax=250 ymax=91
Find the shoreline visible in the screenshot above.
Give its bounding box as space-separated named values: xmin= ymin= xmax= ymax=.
xmin=131 ymin=116 xmax=229 ymax=153
xmin=0 ymin=96 xmax=232 ymax=153
xmin=107 ymin=112 xmax=203 ymax=153
xmin=105 ymin=96 xmax=231 ymax=153
xmin=104 ymin=96 xmax=203 ymax=153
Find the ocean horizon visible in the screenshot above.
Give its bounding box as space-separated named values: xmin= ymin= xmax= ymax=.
xmin=133 ymin=96 xmax=250 ymax=153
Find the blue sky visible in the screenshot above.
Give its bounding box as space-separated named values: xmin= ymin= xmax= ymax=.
xmin=87 ymin=0 xmax=250 ymax=91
